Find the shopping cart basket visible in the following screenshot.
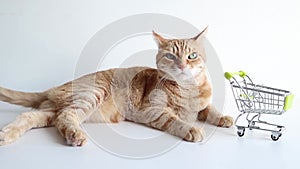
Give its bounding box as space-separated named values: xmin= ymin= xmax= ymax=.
xmin=224 ymin=71 xmax=294 ymax=141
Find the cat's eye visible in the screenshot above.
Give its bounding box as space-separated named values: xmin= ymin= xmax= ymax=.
xmin=165 ymin=53 xmax=176 ymax=60
xmin=187 ymin=52 xmax=198 ymax=60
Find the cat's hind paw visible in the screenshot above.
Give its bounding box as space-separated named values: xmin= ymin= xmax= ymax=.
xmin=0 ymin=130 xmax=17 ymax=146
xmin=0 ymin=131 xmax=6 ymax=146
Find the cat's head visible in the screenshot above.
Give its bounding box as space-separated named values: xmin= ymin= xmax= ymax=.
xmin=153 ymin=27 xmax=208 ymax=83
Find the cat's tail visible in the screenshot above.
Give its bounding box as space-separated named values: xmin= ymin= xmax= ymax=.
xmin=0 ymin=86 xmax=47 ymax=109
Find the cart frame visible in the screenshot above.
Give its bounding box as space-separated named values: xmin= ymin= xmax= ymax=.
xmin=224 ymin=71 xmax=294 ymax=141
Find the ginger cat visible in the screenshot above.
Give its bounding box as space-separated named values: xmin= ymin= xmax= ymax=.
xmin=0 ymin=27 xmax=233 ymax=146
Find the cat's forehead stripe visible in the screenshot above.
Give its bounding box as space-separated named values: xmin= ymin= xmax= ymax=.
xmin=168 ymin=40 xmax=192 ymax=56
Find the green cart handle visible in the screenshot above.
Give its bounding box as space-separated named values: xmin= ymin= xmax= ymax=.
xmin=224 ymin=71 xmax=247 ymax=80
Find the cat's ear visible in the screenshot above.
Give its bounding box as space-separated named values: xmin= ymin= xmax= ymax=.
xmin=193 ymin=26 xmax=208 ymax=42
xmin=152 ymin=31 xmax=168 ymax=47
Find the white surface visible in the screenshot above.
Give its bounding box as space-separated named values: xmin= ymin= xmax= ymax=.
xmin=0 ymin=110 xmax=299 ymax=169
xmin=0 ymin=0 xmax=300 ymax=169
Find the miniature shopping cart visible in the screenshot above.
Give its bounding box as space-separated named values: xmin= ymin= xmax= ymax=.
xmin=224 ymin=71 xmax=294 ymax=141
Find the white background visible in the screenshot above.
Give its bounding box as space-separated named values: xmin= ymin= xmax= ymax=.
xmin=0 ymin=0 xmax=299 ymax=169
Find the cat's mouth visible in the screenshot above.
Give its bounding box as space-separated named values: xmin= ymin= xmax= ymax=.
xmin=178 ymin=72 xmax=194 ymax=79
xmin=160 ymin=66 xmax=203 ymax=82
xmin=170 ymin=69 xmax=196 ymax=81
xmin=178 ymin=70 xmax=191 ymax=76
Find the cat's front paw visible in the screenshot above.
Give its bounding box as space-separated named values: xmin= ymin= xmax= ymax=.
xmin=217 ymin=115 xmax=234 ymax=128
xmin=183 ymin=127 xmax=204 ymax=142
xmin=65 ymin=127 xmax=87 ymax=147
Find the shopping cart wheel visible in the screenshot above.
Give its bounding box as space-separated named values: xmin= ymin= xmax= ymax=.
xmin=271 ymin=133 xmax=282 ymax=141
xmin=237 ymin=128 xmax=245 ymax=137
xmin=248 ymin=121 xmax=255 ymax=130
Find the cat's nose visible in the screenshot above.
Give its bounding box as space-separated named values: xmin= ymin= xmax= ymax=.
xmin=178 ymin=65 xmax=186 ymax=70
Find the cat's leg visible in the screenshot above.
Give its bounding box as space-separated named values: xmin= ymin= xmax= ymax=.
xmin=55 ymin=107 xmax=93 ymax=147
xmin=197 ymin=104 xmax=233 ymax=127
xmin=132 ymin=107 xmax=204 ymax=142
xmin=0 ymin=111 xmax=56 ymax=146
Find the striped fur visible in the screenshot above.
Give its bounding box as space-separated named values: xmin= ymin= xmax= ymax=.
xmin=0 ymin=27 xmax=233 ymax=146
